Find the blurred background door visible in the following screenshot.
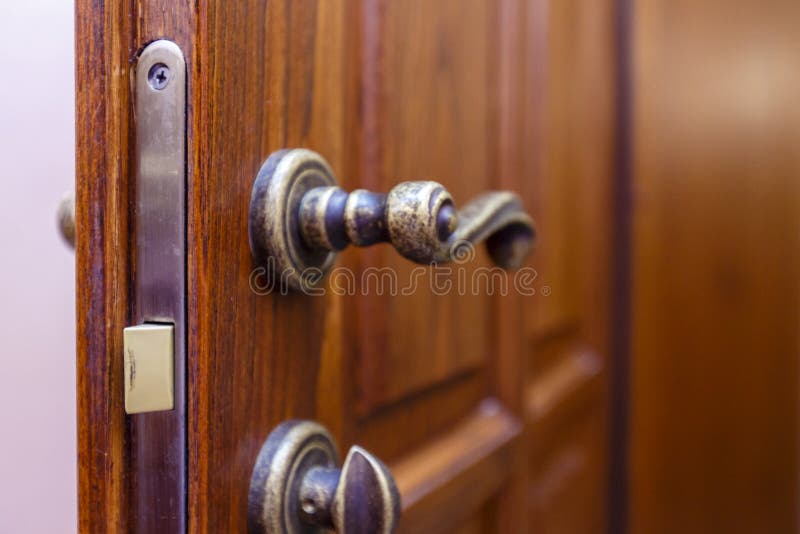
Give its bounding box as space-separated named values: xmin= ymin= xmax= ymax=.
xmin=628 ymin=0 xmax=800 ymax=532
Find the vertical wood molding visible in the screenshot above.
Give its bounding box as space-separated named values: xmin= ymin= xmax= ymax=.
xmin=525 ymin=0 xmax=618 ymax=531
xmin=492 ymin=0 xmax=534 ymax=532
xmin=76 ymin=2 xmax=132 ymax=530
xmin=609 ymin=0 xmax=633 ymax=531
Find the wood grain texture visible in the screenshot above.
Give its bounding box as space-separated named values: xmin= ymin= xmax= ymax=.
xmin=526 ymin=347 xmax=602 ymax=425
xmin=529 ymin=407 xmax=607 ymax=534
xmin=76 ymin=1 xmax=195 ymax=532
xmin=188 ymin=1 xmax=537 ymax=532
xmin=352 ymin=0 xmax=496 ymax=414
xmin=188 ymin=2 xmax=350 ymax=532
xmin=350 ymin=4 xmax=539 ymax=532
xmin=492 ymin=1 xmax=542 ymax=531
xmin=629 ymin=0 xmax=800 ymax=532
xmin=392 ymin=403 xmax=522 ymax=534
xmin=76 ymin=2 xmax=131 ymax=530
xmin=523 ymin=0 xmax=618 ymax=532
xmin=79 ymin=1 xmax=543 ymax=532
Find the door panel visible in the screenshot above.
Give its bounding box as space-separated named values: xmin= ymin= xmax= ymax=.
xmin=343 ymin=0 xmax=496 ymax=436
xmin=352 ymin=0 xmax=494 ymax=412
xmin=393 ymin=405 xmax=521 ymax=533
xmin=188 ymin=1 xmax=533 ymax=532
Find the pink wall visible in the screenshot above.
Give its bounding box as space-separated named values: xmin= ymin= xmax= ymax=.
xmin=0 ymin=1 xmax=77 ymax=532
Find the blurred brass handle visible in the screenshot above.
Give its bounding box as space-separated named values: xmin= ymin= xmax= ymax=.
xmin=249 ymin=149 xmax=536 ymax=289
xmin=57 ymin=191 xmax=76 ymax=248
xmin=249 ymin=420 xmax=400 ymax=534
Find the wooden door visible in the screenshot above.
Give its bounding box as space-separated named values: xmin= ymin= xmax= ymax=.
xmin=628 ymin=0 xmax=800 ymax=532
xmin=75 ymin=1 xmax=618 ymax=533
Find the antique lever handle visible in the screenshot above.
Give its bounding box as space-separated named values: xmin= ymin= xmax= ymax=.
xmin=249 ymin=149 xmax=536 ymax=289
xmin=249 ymin=420 xmax=400 ymax=534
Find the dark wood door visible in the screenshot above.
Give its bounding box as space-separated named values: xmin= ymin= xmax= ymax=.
xmin=188 ymin=2 xmax=529 ymax=531
xmin=628 ymin=0 xmax=800 ymax=532
xmin=75 ymin=1 xmax=617 ymax=532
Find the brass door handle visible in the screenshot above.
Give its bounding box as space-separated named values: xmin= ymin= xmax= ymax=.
xmin=249 ymin=149 xmax=536 ymax=289
xmin=249 ymin=420 xmax=400 ymax=534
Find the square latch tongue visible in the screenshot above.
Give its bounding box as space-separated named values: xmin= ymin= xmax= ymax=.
xmin=123 ymin=323 xmax=175 ymax=414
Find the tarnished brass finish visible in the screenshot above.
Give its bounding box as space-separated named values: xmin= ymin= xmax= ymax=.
xmin=248 ymin=150 xmax=338 ymax=288
xmin=249 ymin=149 xmax=536 ymax=289
xmin=249 ymin=420 xmax=400 ymax=534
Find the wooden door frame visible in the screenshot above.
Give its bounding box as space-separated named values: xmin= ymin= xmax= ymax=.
xmin=75 ymin=2 xmax=196 ymax=531
xmin=608 ymin=0 xmax=633 ymax=532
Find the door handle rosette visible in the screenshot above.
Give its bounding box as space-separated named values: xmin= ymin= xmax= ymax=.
xmin=249 ymin=148 xmax=536 ymax=289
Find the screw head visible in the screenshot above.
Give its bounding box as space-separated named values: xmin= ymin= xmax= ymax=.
xmin=147 ymin=63 xmax=171 ymax=90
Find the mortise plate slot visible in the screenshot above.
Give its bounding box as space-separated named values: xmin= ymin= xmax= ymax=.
xmin=130 ymin=39 xmax=187 ymax=534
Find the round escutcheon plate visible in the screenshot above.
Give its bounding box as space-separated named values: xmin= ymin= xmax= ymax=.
xmin=248 ymin=149 xmax=338 ymax=289
xmin=248 ymin=420 xmax=340 ymax=534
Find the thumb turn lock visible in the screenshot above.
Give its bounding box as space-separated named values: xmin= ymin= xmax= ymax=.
xmin=249 ymin=420 xmax=400 ymax=534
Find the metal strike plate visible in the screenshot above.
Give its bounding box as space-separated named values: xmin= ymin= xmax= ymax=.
xmin=135 ymin=40 xmax=186 ymax=329
xmin=129 ymin=39 xmax=187 ymax=533
xmin=124 ymin=324 xmax=175 ymax=413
